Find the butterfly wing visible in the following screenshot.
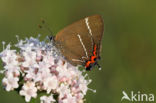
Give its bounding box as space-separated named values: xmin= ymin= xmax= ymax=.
xmin=55 ymin=15 xmax=104 ymax=66
xmin=86 ymin=15 xmax=104 ymax=58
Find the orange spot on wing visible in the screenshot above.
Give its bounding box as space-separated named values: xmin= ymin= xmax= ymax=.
xmin=85 ymin=45 xmax=97 ymax=68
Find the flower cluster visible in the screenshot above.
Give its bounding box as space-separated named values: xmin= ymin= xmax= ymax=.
xmin=0 ymin=36 xmax=93 ymax=103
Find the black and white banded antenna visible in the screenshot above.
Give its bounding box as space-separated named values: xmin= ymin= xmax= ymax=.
xmin=38 ymin=18 xmax=54 ymax=41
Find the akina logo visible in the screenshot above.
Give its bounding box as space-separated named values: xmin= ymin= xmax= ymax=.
xmin=121 ymin=91 xmax=154 ymax=102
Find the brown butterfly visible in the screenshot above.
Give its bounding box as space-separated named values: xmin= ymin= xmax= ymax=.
xmin=54 ymin=15 xmax=104 ymax=70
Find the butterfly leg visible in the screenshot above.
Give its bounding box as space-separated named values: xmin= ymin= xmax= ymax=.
xmin=72 ymin=59 xmax=84 ymax=63
xmin=81 ymin=56 xmax=88 ymax=61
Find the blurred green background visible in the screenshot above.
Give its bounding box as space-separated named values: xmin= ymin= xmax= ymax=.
xmin=0 ymin=0 xmax=156 ymax=103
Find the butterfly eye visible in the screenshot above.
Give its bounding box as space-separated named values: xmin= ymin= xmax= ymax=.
xmin=49 ymin=36 xmax=54 ymax=41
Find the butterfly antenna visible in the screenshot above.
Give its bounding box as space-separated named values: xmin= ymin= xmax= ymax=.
xmin=38 ymin=18 xmax=53 ymax=36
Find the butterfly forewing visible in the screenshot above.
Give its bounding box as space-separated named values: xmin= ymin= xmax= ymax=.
xmin=55 ymin=15 xmax=104 ymax=66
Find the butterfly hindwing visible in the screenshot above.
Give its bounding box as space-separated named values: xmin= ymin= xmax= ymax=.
xmin=55 ymin=15 xmax=104 ymax=66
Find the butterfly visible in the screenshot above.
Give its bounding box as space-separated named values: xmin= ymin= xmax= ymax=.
xmin=54 ymin=15 xmax=104 ymax=70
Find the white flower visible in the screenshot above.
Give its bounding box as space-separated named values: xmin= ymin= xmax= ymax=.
xmin=4 ymin=65 xmax=20 ymax=77
xmin=43 ymin=75 xmax=58 ymax=93
xmin=22 ymin=50 xmax=37 ymax=67
xmin=40 ymin=94 xmax=55 ymax=103
xmin=34 ymin=62 xmax=51 ymax=82
xmin=25 ymin=68 xmax=37 ymax=80
xmin=78 ymin=99 xmax=84 ymax=103
xmin=76 ymin=93 xmax=84 ymax=100
xmin=61 ymin=94 xmax=77 ymax=103
xmin=20 ymin=81 xmax=37 ymax=102
xmin=57 ymin=84 xmax=70 ymax=99
xmin=2 ymin=75 xmax=19 ymax=91
xmin=0 ymin=36 xmax=92 ymax=103
xmin=78 ymin=75 xmax=90 ymax=95
xmin=42 ymin=54 xmax=55 ymax=67
xmin=1 ymin=49 xmax=18 ymax=66
xmin=56 ymin=62 xmax=71 ymax=82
